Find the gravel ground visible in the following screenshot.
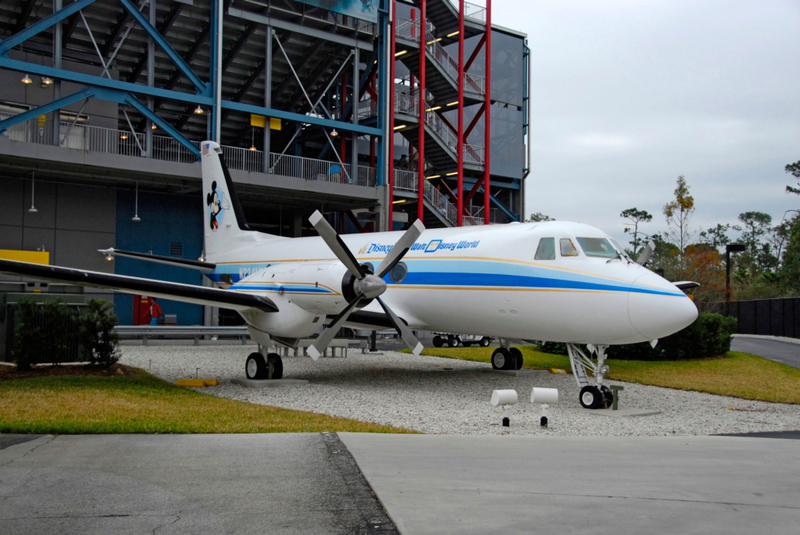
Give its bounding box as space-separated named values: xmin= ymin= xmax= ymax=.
xmin=120 ymin=345 xmax=800 ymax=436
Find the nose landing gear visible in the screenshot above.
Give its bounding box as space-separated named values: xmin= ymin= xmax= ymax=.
xmin=568 ymin=343 xmax=612 ymax=409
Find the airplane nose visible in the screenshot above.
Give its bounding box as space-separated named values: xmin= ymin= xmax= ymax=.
xmin=628 ymin=272 xmax=698 ymax=341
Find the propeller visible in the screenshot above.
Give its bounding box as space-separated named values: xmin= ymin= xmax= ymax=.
xmin=636 ymin=240 xmax=656 ymax=266
xmin=306 ymin=211 xmax=425 ymax=360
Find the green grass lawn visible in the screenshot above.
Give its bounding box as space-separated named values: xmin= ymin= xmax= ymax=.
xmin=0 ymin=368 xmax=415 ymax=435
xmin=414 ymin=346 xmax=800 ymax=404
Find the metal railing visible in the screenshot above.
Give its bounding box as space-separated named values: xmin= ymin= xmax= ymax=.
xmin=393 ymin=169 xmax=483 ymax=226
xmin=396 ymin=19 xmax=486 ymax=97
xmin=447 ymin=0 xmax=487 ymax=22
xmin=1 ymin=112 xmax=483 ymax=218
xmin=392 ymin=90 xmax=485 ymax=166
xmin=1 ymin=111 xmax=377 ymax=187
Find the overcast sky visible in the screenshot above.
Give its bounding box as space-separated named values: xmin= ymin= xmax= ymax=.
xmin=490 ymin=0 xmax=799 ymax=247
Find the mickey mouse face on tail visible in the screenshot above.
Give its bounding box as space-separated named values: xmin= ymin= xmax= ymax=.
xmin=206 ymin=180 xmax=231 ymax=232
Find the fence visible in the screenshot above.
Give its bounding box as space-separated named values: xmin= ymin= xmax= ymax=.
xmin=393 ymin=89 xmax=485 ymax=166
xmin=1 ymin=111 xmax=377 ymax=187
xmin=395 ymin=19 xmax=486 ymax=97
xmin=718 ymin=298 xmax=800 ymax=339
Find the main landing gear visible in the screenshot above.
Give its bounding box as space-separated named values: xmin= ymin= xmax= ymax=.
xmin=567 ymin=343 xmax=614 ymax=409
xmin=245 ymin=351 xmax=283 ymax=380
xmin=491 ymin=347 xmax=524 ymax=371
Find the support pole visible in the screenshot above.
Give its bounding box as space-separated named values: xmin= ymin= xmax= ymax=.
xmin=417 ymin=0 xmax=426 ymax=223
xmin=483 ymin=0 xmax=492 ymax=224
xmin=264 ymin=26 xmax=272 ymax=170
xmin=51 ymin=0 xmax=62 ymax=147
xmin=213 ymin=0 xmax=223 ymax=141
xmin=145 ymin=0 xmax=155 ymax=157
xmin=457 ymin=0 xmax=465 ymax=226
xmin=352 ymin=45 xmax=360 ymax=187
xmin=389 ymin=0 xmax=396 ymax=229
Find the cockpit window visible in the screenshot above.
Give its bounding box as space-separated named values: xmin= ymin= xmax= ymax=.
xmin=534 ymin=237 xmax=556 ymax=260
xmin=576 ymin=237 xmax=618 ymax=259
xmin=560 ymin=238 xmax=579 ymax=257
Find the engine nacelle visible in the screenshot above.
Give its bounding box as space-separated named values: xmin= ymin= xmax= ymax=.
xmin=234 ymin=261 xmax=361 ymax=339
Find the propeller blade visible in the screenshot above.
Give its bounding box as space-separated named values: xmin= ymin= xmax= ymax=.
xmin=375 ymin=219 xmax=425 ymax=279
xmin=636 ymin=240 xmax=655 ymax=266
xmin=307 ymin=295 xmax=363 ymax=360
xmin=309 ymin=210 xmax=365 ymax=280
xmin=377 ymin=297 xmax=423 ymax=355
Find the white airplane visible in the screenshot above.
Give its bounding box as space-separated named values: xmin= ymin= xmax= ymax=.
xmin=0 ymin=141 xmax=698 ymax=409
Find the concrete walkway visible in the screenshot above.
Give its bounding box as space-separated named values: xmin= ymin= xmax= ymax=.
xmin=340 ymin=433 xmax=800 ymax=535
xmin=3 ymin=433 xmax=799 ymax=534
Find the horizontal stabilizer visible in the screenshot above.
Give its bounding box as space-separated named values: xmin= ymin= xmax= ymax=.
xmin=98 ymin=248 xmax=216 ymax=271
xmin=0 ymin=259 xmax=277 ymax=313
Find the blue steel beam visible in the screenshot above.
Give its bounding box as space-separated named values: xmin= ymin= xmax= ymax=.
xmin=0 ymin=56 xmax=381 ymax=137
xmin=0 ymin=84 xmax=201 ymax=160
xmin=90 ymin=87 xmax=200 ymax=158
xmin=0 ymin=0 xmax=97 ymax=56
xmin=0 ymin=57 xmax=214 ymax=106
xmin=222 ymin=101 xmax=382 ymax=137
xmin=0 ymin=87 xmax=95 ymax=132
xmin=117 ymin=0 xmax=208 ymax=94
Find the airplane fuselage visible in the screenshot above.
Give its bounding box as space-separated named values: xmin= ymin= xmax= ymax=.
xmin=206 ymin=221 xmax=697 ymax=346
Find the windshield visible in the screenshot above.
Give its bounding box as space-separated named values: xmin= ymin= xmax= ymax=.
xmin=576 ymin=237 xmax=619 ymax=259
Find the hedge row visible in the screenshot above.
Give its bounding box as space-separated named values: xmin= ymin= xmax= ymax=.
xmin=13 ymin=297 xmax=121 ymax=370
xmin=540 ymin=312 xmax=736 ymax=361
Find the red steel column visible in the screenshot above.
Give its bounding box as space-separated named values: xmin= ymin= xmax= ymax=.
xmin=457 ymin=0 xmax=465 ymax=226
xmin=389 ymin=0 xmax=396 ymax=230
xmin=483 ymin=0 xmax=492 ymax=224
xmin=417 ymin=0 xmax=426 ymax=223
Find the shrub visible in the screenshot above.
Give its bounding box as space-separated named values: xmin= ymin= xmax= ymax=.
xmin=539 ymin=312 xmax=736 ymax=361
xmin=12 ymin=297 xmax=80 ymax=370
xmin=79 ymin=299 xmax=121 ymax=367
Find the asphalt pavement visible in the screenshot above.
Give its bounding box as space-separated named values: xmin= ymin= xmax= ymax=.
xmin=731 ymin=335 xmax=800 ymax=369
xmin=0 ymin=433 xmax=397 ymax=535
xmin=3 ymin=432 xmax=800 ymax=535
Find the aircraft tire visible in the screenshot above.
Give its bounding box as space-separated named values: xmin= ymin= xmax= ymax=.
xmin=579 ymin=385 xmax=604 ymax=409
xmin=510 ymin=348 xmax=523 ymax=370
xmin=433 ymin=336 xmax=443 ymax=347
xmin=246 ymin=352 xmax=267 ymax=379
xmin=491 ymin=348 xmax=511 ymax=370
xmin=448 ymin=336 xmax=459 ymax=348
xmin=267 ymin=353 xmax=283 ymax=380
xmin=480 ymin=337 xmax=491 ymax=347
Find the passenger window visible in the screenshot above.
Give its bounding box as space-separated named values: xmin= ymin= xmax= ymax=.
xmin=534 ymin=238 xmax=556 ymax=260
xmin=560 ymin=238 xmax=579 ymax=257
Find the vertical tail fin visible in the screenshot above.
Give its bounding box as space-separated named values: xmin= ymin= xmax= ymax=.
xmin=200 ymin=141 xmax=253 ymax=257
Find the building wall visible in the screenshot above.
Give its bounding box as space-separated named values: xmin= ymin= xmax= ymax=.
xmin=113 ymin=189 xmax=204 ymax=326
xmin=0 ymin=176 xmax=117 ymax=273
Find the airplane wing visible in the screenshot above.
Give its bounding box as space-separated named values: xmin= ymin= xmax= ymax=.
xmin=0 ymin=259 xmax=277 ymax=313
xmin=98 ymin=248 xmax=216 ymax=272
